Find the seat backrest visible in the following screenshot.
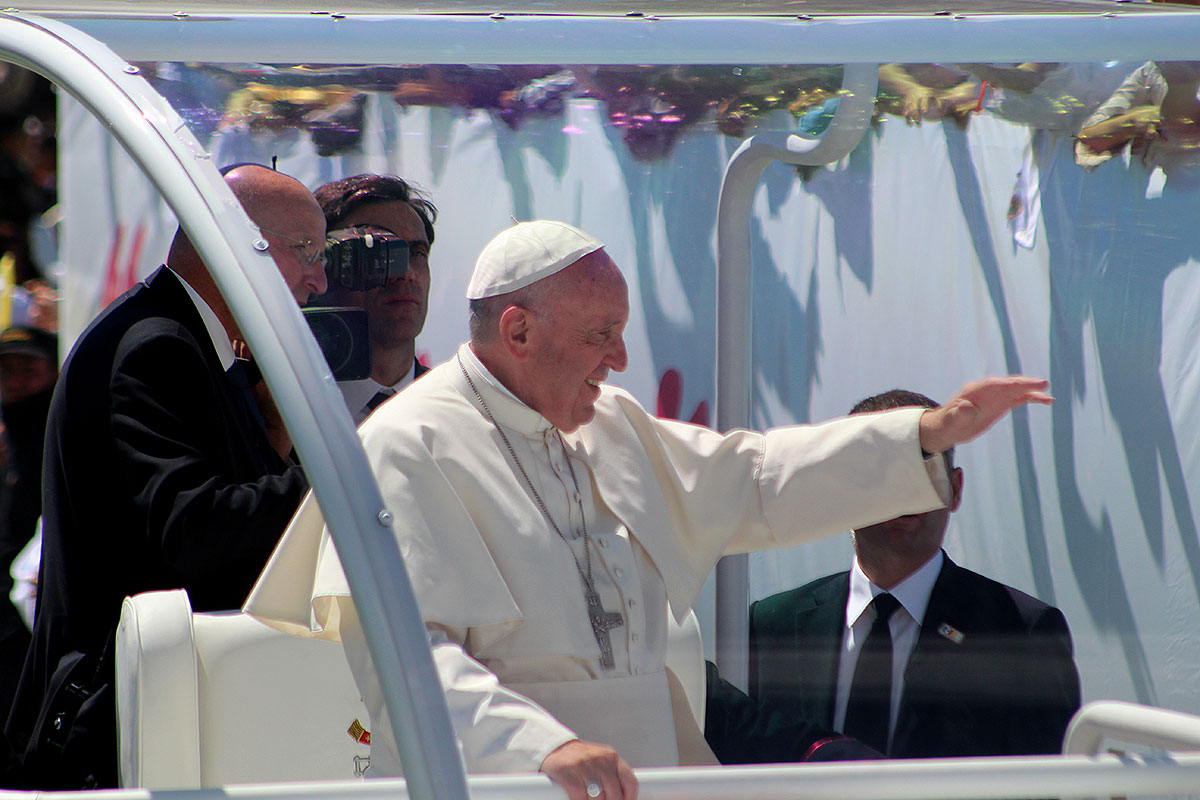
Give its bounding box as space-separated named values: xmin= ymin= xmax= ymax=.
xmin=116 ymin=589 xmax=370 ymax=788
xmin=116 ymin=589 xmax=203 ymax=788
xmin=118 ymin=590 xmax=706 ymax=787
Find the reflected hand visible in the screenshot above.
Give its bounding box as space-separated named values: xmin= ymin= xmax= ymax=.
xmin=903 ymin=87 xmax=939 ymax=124
xmin=919 ymin=376 xmax=1052 ymax=455
xmin=541 ymin=739 xmax=638 ymax=800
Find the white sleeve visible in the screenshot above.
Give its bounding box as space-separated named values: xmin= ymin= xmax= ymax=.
xmin=341 ymin=606 xmax=577 ymax=777
xmin=428 ymin=626 xmax=579 ymax=772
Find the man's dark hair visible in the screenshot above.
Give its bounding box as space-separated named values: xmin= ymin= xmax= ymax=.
xmin=315 ymin=174 xmax=437 ymax=246
xmin=851 ymin=389 xmax=954 ymax=469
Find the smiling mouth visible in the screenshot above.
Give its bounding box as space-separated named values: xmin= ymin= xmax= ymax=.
xmin=586 ymin=378 xmax=602 ymax=387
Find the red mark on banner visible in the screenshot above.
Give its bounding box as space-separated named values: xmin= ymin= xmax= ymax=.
xmin=101 ymin=224 xmax=125 ymax=308
xmin=656 ymin=368 xmax=710 ymax=427
xmin=125 ymin=224 xmax=146 ymax=292
xmin=100 ymin=223 xmax=147 ymax=308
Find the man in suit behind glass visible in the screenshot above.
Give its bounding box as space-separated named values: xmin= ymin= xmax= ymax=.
xmin=749 ymin=389 xmax=1081 ymax=759
xmin=313 ymin=174 xmax=436 ymax=423
xmin=5 ymin=164 xmax=326 ymax=789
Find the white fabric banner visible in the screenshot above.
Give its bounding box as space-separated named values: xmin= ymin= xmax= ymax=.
xmin=61 ymin=86 xmax=1200 ymax=716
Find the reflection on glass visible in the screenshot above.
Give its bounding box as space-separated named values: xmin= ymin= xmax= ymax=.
xmin=145 ymin=61 xmax=1200 ymax=173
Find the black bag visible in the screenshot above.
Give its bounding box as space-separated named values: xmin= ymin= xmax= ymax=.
xmin=18 ymin=636 xmax=115 ymax=789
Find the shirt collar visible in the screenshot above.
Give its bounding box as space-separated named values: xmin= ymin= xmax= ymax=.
xmin=457 ymin=342 xmax=554 ymax=437
xmin=168 ymin=267 xmax=234 ymax=370
xmin=339 ymin=361 xmax=419 ymax=414
xmin=847 ymin=549 xmax=944 ymax=627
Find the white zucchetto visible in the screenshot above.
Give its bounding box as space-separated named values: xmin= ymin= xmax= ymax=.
xmin=466 ymin=220 xmax=605 ymax=299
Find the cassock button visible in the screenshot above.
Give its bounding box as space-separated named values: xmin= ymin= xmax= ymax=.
xmin=614 ymin=567 xmax=624 ymax=579
xmin=631 ymin=633 xmax=639 ymax=643
xmin=599 ymin=539 xmax=609 ymax=548
xmin=627 ymin=598 xmax=636 ymax=608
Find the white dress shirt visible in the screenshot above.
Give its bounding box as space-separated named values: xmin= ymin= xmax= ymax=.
xmin=338 ymin=360 xmax=420 ymax=425
xmin=834 ymin=549 xmax=944 ymax=751
xmin=169 ymin=267 xmax=233 ymax=370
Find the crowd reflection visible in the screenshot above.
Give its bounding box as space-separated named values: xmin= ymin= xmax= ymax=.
xmin=136 ymin=61 xmax=1198 ymax=179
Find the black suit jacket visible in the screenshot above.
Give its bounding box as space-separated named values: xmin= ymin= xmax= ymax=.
xmin=6 ymin=268 xmax=308 ymax=788
xmin=748 ymin=553 xmax=1081 ymax=758
xmin=703 ymin=660 xmax=841 ymax=764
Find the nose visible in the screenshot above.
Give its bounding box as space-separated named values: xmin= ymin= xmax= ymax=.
xmin=307 ymin=258 xmax=328 ymax=297
xmin=387 ymin=256 xmax=416 ymax=286
xmin=606 ymin=333 xmax=628 ymax=373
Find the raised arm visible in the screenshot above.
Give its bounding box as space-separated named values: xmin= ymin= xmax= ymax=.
xmin=918 ymin=376 xmax=1052 ymax=455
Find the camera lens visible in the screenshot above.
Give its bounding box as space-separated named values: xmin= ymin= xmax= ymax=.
xmin=306 ymin=311 xmax=353 ymax=374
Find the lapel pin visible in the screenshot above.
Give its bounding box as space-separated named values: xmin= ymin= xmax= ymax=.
xmin=348 ymin=718 xmax=372 ymax=745
xmin=937 ymin=623 xmax=965 ymax=644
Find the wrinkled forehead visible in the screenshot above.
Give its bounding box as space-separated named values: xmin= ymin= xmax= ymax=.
xmin=551 ymin=251 xmax=629 ymax=316
xmin=572 ymin=248 xmax=626 ymax=286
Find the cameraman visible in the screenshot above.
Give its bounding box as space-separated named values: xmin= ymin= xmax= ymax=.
xmin=314 ymin=175 xmax=437 ymax=423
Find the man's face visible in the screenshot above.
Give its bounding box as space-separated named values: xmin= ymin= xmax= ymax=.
xmin=853 ymin=465 xmax=963 ymax=565
xmin=262 ymin=198 xmax=329 ymax=305
xmin=522 ymin=251 xmax=629 ymax=432
xmin=327 ymin=201 xmax=430 ymax=349
xmin=0 ymin=353 xmax=56 ymax=403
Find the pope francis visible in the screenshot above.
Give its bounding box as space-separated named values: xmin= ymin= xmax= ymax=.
xmin=245 ymin=220 xmax=1052 ymax=800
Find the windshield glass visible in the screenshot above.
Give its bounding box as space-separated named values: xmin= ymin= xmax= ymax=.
xmin=45 ymin=57 xmax=1200 ymax=778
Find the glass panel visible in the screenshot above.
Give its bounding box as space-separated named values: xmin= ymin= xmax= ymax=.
xmin=47 ymin=56 xmax=1200 ymax=783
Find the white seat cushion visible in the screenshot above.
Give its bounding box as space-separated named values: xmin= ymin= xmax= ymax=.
xmin=116 ymin=589 xmax=369 ymax=788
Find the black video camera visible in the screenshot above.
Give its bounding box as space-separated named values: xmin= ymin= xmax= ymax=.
xmin=303 ymin=306 xmax=372 ymax=381
xmin=324 ymin=226 xmax=409 ymax=291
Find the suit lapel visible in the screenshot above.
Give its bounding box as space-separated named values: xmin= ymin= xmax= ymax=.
xmin=148 ymin=268 xmax=280 ymax=469
xmin=791 ymin=573 xmax=848 ymax=728
xmin=895 ymin=555 xmax=969 ymax=755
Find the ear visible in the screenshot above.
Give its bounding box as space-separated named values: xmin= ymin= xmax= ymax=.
xmin=948 ymin=467 xmax=964 ymax=512
xmin=497 ymin=305 xmax=534 ymax=361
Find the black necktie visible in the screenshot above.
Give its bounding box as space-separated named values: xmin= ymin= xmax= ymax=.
xmin=843 ymin=592 xmax=901 ymax=754
xmin=226 ymin=358 xmax=267 ymax=431
xmin=366 ymin=388 xmax=394 ymax=412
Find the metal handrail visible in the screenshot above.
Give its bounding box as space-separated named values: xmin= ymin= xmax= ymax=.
xmin=712 ymin=63 xmax=879 ymax=688
xmin=23 ymin=9 xmax=1200 ymax=66
xmin=0 ymin=13 xmax=467 ymax=800
xmin=1065 ymin=700 xmax=1200 ymax=755
xmin=7 ymin=753 xmax=1200 ymax=800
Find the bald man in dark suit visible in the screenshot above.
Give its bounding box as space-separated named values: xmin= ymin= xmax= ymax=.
xmin=6 ymin=165 xmax=327 ymax=789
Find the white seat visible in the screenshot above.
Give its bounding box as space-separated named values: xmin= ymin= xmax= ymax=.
xmin=116 ymin=589 xmax=370 ymax=788
xmin=116 ymin=590 xmax=708 ymax=788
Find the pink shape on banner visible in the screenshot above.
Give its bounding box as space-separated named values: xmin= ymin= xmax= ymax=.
xmin=656 ymin=368 xmax=709 ymax=427
xmin=101 ymin=222 xmax=147 ymax=308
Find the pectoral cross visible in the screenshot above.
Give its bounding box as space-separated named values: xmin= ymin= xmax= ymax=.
xmin=585 ymin=586 xmax=624 ymax=670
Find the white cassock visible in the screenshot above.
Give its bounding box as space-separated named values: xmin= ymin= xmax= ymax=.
xmin=245 ymin=343 xmax=948 ymax=775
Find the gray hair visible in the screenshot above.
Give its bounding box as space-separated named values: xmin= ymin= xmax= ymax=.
xmin=468 ymin=274 xmax=569 ymax=344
